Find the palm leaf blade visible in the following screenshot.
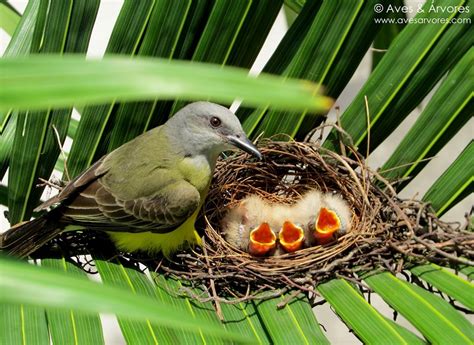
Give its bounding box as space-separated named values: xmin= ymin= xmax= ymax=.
xmin=220 ymin=301 xmax=271 ymax=344
xmin=106 ymin=0 xmax=192 ymax=152
xmin=381 ymin=47 xmax=473 ymax=185
xmin=65 ymin=0 xmax=155 ymax=178
xmin=365 ymin=272 xmax=474 ymax=343
xmin=324 ymin=0 xmax=467 ymax=151
xmin=253 ymin=293 xmax=329 ymax=344
xmin=318 ymin=279 xmax=423 ymax=344
xmin=0 ymin=303 xmax=49 ymax=345
xmin=0 ymin=258 xmax=249 ymax=343
xmin=411 ymin=264 xmax=474 ymax=310
xmin=42 ymin=258 xmax=104 ymax=345
xmin=422 ymin=141 xmax=474 ymax=215
xmin=0 ymin=0 xmax=40 ymax=131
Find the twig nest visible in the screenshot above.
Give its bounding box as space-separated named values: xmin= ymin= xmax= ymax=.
xmin=202 ymin=140 xmax=383 ymax=275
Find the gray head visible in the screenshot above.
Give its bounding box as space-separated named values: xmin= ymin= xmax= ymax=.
xmin=166 ymin=101 xmax=261 ymax=160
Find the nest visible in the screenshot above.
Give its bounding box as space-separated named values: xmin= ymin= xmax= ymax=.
xmin=204 ymin=141 xmax=379 ymax=272
xmin=157 ymin=139 xmax=473 ymax=307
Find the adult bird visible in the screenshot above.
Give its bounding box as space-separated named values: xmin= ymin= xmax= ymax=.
xmin=1 ymin=102 xmax=262 ymax=258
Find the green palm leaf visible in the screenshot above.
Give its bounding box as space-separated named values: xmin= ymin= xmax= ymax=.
xmin=0 ymin=258 xmax=250 ymax=343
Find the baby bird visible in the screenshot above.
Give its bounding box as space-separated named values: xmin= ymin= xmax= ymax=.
xmin=273 ymin=192 xmax=322 ymax=254
xmin=222 ymin=195 xmax=277 ymax=256
xmin=306 ymin=192 xmax=352 ymax=245
xmin=248 ymin=222 xmax=277 ymax=256
xmin=222 ymin=190 xmax=352 ymax=255
xmin=292 ymin=190 xmax=324 ymax=227
xmin=278 ymin=220 xmax=305 ymax=253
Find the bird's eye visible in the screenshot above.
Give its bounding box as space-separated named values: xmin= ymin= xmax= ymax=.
xmin=210 ymin=116 xmax=221 ymax=128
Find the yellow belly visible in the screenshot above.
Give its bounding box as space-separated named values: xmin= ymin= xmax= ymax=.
xmin=106 ymin=210 xmax=202 ymax=257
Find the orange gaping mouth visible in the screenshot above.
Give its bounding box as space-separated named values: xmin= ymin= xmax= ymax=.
xmin=249 ymin=223 xmax=276 ymax=256
xmin=279 ymin=221 xmax=305 ymax=252
xmin=315 ymin=208 xmax=341 ymax=241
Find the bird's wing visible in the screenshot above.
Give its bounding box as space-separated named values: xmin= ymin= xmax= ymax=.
xmin=35 ymin=126 xmax=167 ymax=212
xmin=34 ymin=157 xmax=107 ymax=211
xmin=37 ymin=125 xmax=201 ymax=233
xmin=61 ymin=178 xmax=201 ymax=234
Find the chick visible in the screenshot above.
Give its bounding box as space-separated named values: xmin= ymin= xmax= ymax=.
xmin=273 ymin=191 xmax=323 ymax=254
xmin=222 ymin=195 xmax=277 ymax=256
xmin=306 ymin=192 xmax=352 ymax=245
xmin=292 ymin=190 xmax=324 ymax=227
xmin=278 ymin=220 xmax=305 ymax=253
xmin=248 ymin=222 xmax=277 ymax=256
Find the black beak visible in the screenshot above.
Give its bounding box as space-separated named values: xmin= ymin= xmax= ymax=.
xmin=227 ymin=134 xmax=262 ymax=160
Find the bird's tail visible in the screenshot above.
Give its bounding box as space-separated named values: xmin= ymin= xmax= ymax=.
xmin=1 ymin=216 xmax=61 ymax=258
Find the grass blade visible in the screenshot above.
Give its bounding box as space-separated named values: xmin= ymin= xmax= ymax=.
xmin=318 ymin=279 xmax=423 ymax=344
xmin=411 ymin=264 xmax=474 ymax=310
xmin=365 ymin=272 xmax=474 ymax=344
